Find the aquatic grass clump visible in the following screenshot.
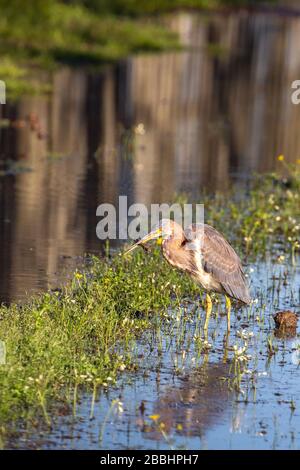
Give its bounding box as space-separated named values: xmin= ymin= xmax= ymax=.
xmin=204 ymin=162 xmax=300 ymax=261
xmin=0 ymin=249 xmax=197 ymax=441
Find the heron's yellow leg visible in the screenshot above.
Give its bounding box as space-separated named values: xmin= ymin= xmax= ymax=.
xmin=225 ymin=295 xmax=231 ymax=333
xmin=222 ymin=332 xmax=229 ymax=363
xmin=204 ymin=293 xmax=212 ymax=332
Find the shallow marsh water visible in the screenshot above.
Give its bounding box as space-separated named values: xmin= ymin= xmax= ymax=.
xmin=10 ymin=259 xmax=300 ymax=450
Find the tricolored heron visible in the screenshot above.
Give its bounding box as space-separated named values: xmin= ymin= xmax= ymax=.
xmin=125 ymin=219 xmax=251 ymax=333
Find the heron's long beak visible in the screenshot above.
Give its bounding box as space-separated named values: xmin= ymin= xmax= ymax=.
xmin=123 ymin=228 xmax=162 ymax=255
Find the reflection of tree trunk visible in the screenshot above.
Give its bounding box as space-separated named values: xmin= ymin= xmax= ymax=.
xmin=0 ymin=103 xmax=18 ymax=302
xmin=9 ymin=95 xmax=51 ymax=300
xmin=99 ymin=68 xmax=119 ymax=205
xmin=210 ymin=12 xmax=300 ymax=173
xmin=0 ymin=176 xmax=15 ymax=303
xmin=130 ymin=46 xmax=214 ymax=203
xmin=3 ymin=69 xmax=91 ymax=301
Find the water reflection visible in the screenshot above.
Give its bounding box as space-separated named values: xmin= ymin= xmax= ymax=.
xmin=142 ymin=363 xmax=232 ymax=442
xmin=1 ymin=10 xmax=300 ymax=302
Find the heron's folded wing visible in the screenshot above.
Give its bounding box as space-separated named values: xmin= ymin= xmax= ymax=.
xmin=186 ymin=224 xmax=251 ymax=304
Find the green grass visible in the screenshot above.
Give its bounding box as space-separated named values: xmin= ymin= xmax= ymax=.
xmin=70 ymin=0 xmax=277 ymax=17
xmin=0 ymin=251 xmax=198 ymax=444
xmin=0 ymin=1 xmax=180 ymax=98
xmin=0 ymin=162 xmax=299 ymax=444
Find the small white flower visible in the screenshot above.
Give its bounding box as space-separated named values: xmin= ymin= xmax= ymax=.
xmin=236 ymin=329 xmax=254 ymax=340
xmin=134 ymin=123 xmax=145 ymax=135
xmin=257 ymin=371 xmax=268 ymax=377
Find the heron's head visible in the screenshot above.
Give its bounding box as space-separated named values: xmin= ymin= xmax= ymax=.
xmin=124 ymin=219 xmax=180 ymax=255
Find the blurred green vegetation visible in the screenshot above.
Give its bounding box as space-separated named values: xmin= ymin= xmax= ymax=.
xmin=0 ymin=0 xmax=277 ymax=97
xmin=69 ymin=0 xmax=276 ymax=16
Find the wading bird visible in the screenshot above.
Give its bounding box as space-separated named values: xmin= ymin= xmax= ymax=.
xmin=125 ymin=219 xmax=251 ymax=333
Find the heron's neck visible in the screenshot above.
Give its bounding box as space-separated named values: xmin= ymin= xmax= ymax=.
xmin=162 ymin=234 xmax=187 ymax=268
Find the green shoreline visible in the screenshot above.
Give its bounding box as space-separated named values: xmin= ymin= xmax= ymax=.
xmin=0 ymin=164 xmax=299 ymax=445
xmin=0 ymin=0 xmax=277 ymax=98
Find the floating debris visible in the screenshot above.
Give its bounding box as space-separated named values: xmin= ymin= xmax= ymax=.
xmin=273 ymin=311 xmax=298 ymax=329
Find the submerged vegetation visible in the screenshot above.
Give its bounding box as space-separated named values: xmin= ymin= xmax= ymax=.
xmin=0 ymin=0 xmax=277 ymax=97
xmin=0 ymin=163 xmax=299 ymax=445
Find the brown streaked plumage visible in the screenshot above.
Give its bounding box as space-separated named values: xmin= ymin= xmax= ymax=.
xmin=124 ymin=219 xmax=251 ymax=332
xmin=162 ymin=222 xmax=251 ymax=304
